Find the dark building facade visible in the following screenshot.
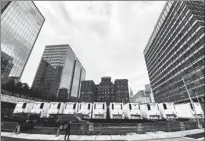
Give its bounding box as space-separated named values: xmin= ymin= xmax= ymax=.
xmin=144 ymin=1 xmax=205 ymax=103
xmin=95 ymin=77 xmax=130 ymax=104
xmin=96 ymin=77 xmax=115 ymax=104
xmin=80 ymin=80 xmax=97 ymax=102
xmin=114 ymin=79 xmax=129 ymax=103
xmin=32 ymin=44 xmax=85 ymax=101
xmin=1 ymin=1 xmax=45 ymax=82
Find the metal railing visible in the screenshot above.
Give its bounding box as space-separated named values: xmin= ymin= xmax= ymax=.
xmin=11 ymin=120 xmax=204 ymax=135
xmin=2 ymin=109 xmax=204 ymax=135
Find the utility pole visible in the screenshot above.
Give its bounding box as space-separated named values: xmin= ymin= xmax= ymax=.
xmin=182 ymin=77 xmax=202 ymax=129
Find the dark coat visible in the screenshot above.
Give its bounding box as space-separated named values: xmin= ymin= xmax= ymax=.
xmin=64 ymin=122 xmax=71 ymax=133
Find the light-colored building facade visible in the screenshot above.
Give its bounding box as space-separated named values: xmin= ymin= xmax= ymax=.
xmin=144 ymin=1 xmax=204 ymax=103
xmin=130 ymin=90 xmax=151 ymax=103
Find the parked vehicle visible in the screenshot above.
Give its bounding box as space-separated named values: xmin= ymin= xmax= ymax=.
xmin=109 ymin=102 xmax=124 ymax=119
xmin=175 ymin=102 xmax=204 ymax=119
xmin=63 ymin=102 xmax=78 ymax=115
xmin=13 ymin=102 xmax=34 ymax=114
xmin=78 ymin=102 xmax=92 ymax=119
xmin=158 ymin=102 xmax=178 ymax=119
xmin=31 ymin=102 xmax=51 ymax=118
xmin=123 ymin=103 xmax=142 ymax=119
xmin=47 ymin=102 xmax=65 ymax=117
xmin=92 ymin=102 xmax=107 ymax=119
xmin=140 ymin=103 xmax=161 ymax=120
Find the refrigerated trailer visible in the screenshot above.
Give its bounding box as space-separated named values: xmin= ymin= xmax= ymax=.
xmin=63 ymin=102 xmax=78 ymax=115
xmin=13 ymin=102 xmax=34 ymax=114
xmin=92 ymin=102 xmax=107 ymax=119
xmin=140 ymin=103 xmax=161 ymax=120
xmin=109 ymin=103 xmax=124 ymax=119
xmin=158 ymin=102 xmax=178 ymax=119
xmin=78 ymin=102 xmax=92 ymax=119
xmin=47 ymin=102 xmax=65 ymax=117
xmin=175 ymin=102 xmax=204 ymax=119
xmin=123 ymin=103 xmax=142 ymax=119
xmin=30 ymin=102 xmax=51 ymax=118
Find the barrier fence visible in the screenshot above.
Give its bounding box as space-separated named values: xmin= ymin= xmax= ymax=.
xmin=1 ymin=110 xmax=204 ymax=135
xmin=6 ymin=120 xmax=203 ymax=135
xmin=1 ymin=109 xmax=14 ymax=121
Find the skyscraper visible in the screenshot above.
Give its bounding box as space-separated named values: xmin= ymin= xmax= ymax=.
xmin=144 ymin=1 xmax=204 ymax=103
xmin=69 ymin=58 xmax=85 ymax=101
xmin=1 ymin=1 xmax=45 ymax=82
xmin=32 ymin=44 xmax=85 ymax=101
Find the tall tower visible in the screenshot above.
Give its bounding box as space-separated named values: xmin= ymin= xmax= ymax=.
xmin=144 ymin=1 xmax=204 ymax=103
xmin=32 ymin=44 xmax=75 ymax=101
xmin=1 ymin=1 xmax=45 ymax=82
xmin=69 ymin=58 xmax=86 ymax=101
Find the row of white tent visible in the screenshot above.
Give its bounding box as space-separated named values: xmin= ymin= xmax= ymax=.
xmin=13 ymin=102 xmax=204 ymax=120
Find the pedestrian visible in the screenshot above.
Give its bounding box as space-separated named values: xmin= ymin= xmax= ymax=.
xmin=64 ymin=121 xmax=71 ymax=141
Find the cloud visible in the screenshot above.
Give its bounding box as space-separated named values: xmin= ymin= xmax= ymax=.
xmin=21 ymin=1 xmax=165 ymax=94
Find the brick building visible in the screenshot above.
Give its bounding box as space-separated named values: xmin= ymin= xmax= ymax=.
xmin=80 ymin=80 xmax=97 ymax=102
xmin=96 ymin=77 xmax=115 ymax=104
xmin=79 ymin=77 xmax=130 ymax=104
xmin=114 ymin=79 xmax=129 ymax=103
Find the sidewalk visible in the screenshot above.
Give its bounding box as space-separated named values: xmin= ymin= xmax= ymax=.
xmin=1 ymin=129 xmax=204 ymax=140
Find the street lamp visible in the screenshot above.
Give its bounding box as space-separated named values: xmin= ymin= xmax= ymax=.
xmin=182 ymin=77 xmax=202 ymax=129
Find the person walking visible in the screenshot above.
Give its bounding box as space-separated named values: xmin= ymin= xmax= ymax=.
xmin=64 ymin=121 xmax=71 ymax=141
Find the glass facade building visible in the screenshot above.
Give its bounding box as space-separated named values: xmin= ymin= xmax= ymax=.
xmin=77 ymin=66 xmax=86 ymax=100
xmin=70 ymin=58 xmax=82 ymax=99
xmin=144 ymin=1 xmax=205 ymax=103
xmin=32 ymin=44 xmax=86 ymax=101
xmin=1 ymin=1 xmax=45 ymax=81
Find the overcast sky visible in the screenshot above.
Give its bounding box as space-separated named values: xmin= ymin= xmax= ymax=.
xmin=20 ymin=1 xmax=166 ymax=94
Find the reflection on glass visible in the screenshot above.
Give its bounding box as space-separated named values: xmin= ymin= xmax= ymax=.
xmin=70 ymin=58 xmax=81 ymax=99
xmin=1 ymin=1 xmax=45 ymax=79
xmin=32 ymin=44 xmax=86 ymax=102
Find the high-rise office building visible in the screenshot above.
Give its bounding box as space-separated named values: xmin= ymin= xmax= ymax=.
xmin=70 ymin=58 xmax=86 ymax=101
xmin=144 ymin=1 xmax=204 ymax=103
xmin=77 ymin=66 xmax=86 ymax=99
xmin=1 ymin=1 xmax=45 ymax=82
xmin=32 ymin=44 xmax=85 ymax=101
